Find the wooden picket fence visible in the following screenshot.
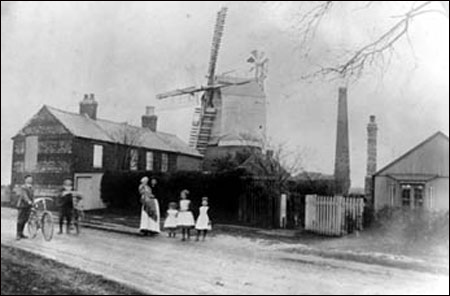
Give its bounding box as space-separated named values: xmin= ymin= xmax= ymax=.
xmin=305 ymin=195 xmax=364 ymax=236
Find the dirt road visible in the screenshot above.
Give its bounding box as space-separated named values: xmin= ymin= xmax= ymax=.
xmin=1 ymin=208 xmax=448 ymax=295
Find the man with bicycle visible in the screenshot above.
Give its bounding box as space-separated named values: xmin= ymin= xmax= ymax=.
xmin=16 ymin=175 xmax=34 ymax=240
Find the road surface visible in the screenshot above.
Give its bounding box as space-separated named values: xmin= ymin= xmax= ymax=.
xmin=1 ymin=208 xmax=448 ymax=295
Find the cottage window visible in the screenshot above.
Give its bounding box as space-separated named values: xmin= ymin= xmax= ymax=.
xmin=93 ymin=145 xmax=103 ymax=168
xmin=24 ymin=136 xmax=38 ymax=171
xmin=130 ymin=149 xmax=139 ymax=171
xmin=161 ymin=153 xmax=169 ymax=172
xmin=146 ymin=152 xmax=154 ymax=171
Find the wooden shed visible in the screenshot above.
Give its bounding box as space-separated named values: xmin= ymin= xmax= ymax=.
xmin=373 ymin=132 xmax=449 ymax=211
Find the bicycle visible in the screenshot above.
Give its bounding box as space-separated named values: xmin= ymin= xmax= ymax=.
xmin=28 ymin=197 xmax=54 ymax=241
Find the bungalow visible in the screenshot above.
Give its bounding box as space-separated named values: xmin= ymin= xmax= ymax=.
xmin=11 ymin=94 xmax=202 ymax=210
xmin=373 ymin=131 xmax=449 ymax=212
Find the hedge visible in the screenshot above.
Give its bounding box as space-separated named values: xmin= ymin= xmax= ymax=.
xmin=100 ymin=170 xmax=247 ymax=223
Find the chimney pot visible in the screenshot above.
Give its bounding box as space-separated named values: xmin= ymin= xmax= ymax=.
xmin=146 ymin=106 xmax=155 ymax=116
xmin=79 ymin=93 xmax=98 ymax=120
xmin=370 ymin=115 xmax=376 ymax=123
xmin=142 ymin=106 xmax=158 ymax=132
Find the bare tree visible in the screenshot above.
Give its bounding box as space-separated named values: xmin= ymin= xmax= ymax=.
xmin=231 ymin=134 xmax=308 ymax=191
xmin=111 ymin=123 xmax=142 ymax=171
xmin=283 ymin=1 xmax=449 ymax=81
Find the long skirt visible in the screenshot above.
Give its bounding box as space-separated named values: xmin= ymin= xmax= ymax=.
xmin=139 ymin=199 xmax=160 ymax=234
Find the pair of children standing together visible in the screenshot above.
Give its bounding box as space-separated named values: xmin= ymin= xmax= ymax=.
xmin=163 ymin=189 xmax=211 ymax=241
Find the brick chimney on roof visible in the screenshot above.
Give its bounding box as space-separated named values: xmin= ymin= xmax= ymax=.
xmin=79 ymin=93 xmax=98 ymax=120
xmin=142 ymin=106 xmax=158 ymax=132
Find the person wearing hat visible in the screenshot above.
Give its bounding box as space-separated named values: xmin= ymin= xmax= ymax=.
xmin=16 ymin=175 xmax=34 ymax=240
xmin=58 ymin=179 xmax=75 ymax=235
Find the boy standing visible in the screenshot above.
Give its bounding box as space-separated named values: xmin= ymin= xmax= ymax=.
xmin=16 ymin=175 xmax=34 ymax=240
xmin=58 ymin=179 xmax=74 ymax=234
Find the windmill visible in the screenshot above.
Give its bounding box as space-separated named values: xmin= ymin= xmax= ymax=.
xmin=157 ymin=7 xmax=267 ymax=161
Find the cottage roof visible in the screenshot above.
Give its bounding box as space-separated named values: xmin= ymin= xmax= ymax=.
xmin=18 ymin=106 xmax=202 ymax=158
xmin=374 ymin=131 xmax=449 ymax=177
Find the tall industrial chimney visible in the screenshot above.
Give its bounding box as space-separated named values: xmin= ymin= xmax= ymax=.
xmin=141 ymin=106 xmax=158 ymax=132
xmin=79 ymin=93 xmax=98 ymax=120
xmin=334 ymin=87 xmax=351 ymax=195
xmin=365 ymin=115 xmax=378 ymax=203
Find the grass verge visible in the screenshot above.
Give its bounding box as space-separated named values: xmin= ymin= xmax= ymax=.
xmin=1 ymin=245 xmax=143 ymax=295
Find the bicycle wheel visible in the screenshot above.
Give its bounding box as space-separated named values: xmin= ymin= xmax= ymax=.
xmin=41 ymin=212 xmax=54 ymax=241
xmin=27 ymin=212 xmax=39 ymax=239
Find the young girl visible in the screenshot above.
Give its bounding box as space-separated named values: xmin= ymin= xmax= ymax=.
xmin=195 ymin=197 xmax=212 ymax=241
xmin=177 ymin=190 xmax=195 ymax=241
xmin=163 ymin=202 xmax=178 ymax=238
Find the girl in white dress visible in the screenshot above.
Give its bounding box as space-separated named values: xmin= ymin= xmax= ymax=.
xmin=196 ymin=197 xmax=211 ymax=241
xmin=177 ymin=189 xmax=195 ymax=241
xmin=163 ymin=202 xmax=178 ymax=238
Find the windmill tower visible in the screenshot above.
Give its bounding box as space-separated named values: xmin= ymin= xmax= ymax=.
xmin=157 ymin=7 xmax=267 ymax=169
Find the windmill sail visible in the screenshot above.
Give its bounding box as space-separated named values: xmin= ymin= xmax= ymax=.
xmin=191 ymin=7 xmax=228 ymax=154
xmin=155 ymin=7 xmax=229 ymax=156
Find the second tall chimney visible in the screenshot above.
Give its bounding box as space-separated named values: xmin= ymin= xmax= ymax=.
xmin=334 ymin=87 xmax=351 ymax=195
xmin=365 ymin=115 xmax=378 ymax=204
xmin=142 ymin=106 xmax=158 ymax=132
xmin=366 ymin=115 xmax=378 ymax=176
xmin=79 ymin=93 xmax=98 ymax=120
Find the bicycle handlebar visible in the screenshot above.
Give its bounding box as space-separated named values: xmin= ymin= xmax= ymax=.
xmin=33 ymin=197 xmax=54 ymax=210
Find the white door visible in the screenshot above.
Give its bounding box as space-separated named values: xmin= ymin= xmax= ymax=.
xmin=75 ymin=174 xmax=105 ymax=210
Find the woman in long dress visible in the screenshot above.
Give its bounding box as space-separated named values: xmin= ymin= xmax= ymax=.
xmin=139 ymin=177 xmax=160 ymax=236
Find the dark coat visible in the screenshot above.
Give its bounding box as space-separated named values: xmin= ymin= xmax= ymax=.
xmin=17 ymin=185 xmax=34 ymax=209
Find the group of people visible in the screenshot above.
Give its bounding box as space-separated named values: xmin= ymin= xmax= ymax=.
xmin=15 ymin=175 xmax=211 ymax=242
xmin=15 ymin=175 xmax=83 ymax=240
xmin=138 ymin=177 xmax=212 ymax=241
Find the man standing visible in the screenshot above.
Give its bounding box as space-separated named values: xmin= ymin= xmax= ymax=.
xmin=16 ymin=175 xmax=34 ymax=240
xmin=58 ymin=179 xmax=74 ymax=234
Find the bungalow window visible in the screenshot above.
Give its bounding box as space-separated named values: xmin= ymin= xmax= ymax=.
xmin=401 ymin=185 xmax=412 ymax=207
xmin=93 ymin=145 xmax=103 ymax=168
xmin=161 ymin=153 xmax=169 ymax=172
xmin=146 ymin=151 xmax=154 ymax=171
xmin=401 ymin=184 xmax=424 ymax=209
xmin=414 ymin=185 xmax=424 ymax=208
xmin=130 ymin=149 xmax=139 ymax=171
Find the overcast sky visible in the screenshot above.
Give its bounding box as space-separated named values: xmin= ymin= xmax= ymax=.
xmin=1 ymin=1 xmax=449 ymax=187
